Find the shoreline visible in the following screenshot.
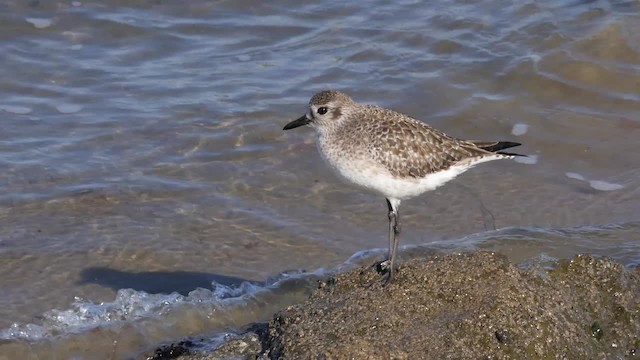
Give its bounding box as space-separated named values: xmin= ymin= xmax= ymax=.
xmin=144 ymin=251 xmax=640 ymax=359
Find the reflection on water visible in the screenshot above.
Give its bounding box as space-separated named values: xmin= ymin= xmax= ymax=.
xmin=0 ymin=0 xmax=639 ymax=358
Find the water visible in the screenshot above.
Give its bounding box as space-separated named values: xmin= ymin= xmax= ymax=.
xmin=0 ymin=0 xmax=639 ymax=358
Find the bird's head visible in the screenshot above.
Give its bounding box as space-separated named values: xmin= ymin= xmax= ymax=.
xmin=283 ymin=90 xmax=355 ymax=132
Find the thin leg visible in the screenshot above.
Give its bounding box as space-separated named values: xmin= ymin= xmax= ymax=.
xmin=369 ymin=199 xmax=401 ymax=285
xmin=372 ymin=199 xmax=395 ymax=272
xmin=386 ymin=206 xmax=400 ymax=284
xmin=386 ymin=198 xmax=394 ymax=263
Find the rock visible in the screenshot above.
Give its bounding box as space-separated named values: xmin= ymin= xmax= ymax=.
xmin=161 ymin=251 xmax=640 ymax=359
xmin=147 ymin=340 xmax=193 ymax=360
xmin=265 ymin=251 xmax=640 ymax=359
xmin=197 ymin=330 xmax=263 ymax=360
xmin=156 ymin=325 xmax=269 ymax=360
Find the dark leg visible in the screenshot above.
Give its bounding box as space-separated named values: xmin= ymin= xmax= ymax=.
xmin=386 ymin=198 xmax=394 ymax=264
xmin=384 ymin=199 xmax=400 ymax=284
xmin=372 ymin=199 xmax=401 ymax=284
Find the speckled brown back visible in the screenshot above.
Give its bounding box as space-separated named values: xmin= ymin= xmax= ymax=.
xmin=338 ymin=105 xmax=495 ymax=178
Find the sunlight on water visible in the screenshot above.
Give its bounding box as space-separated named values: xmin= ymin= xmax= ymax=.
xmin=0 ymin=0 xmax=639 ymax=357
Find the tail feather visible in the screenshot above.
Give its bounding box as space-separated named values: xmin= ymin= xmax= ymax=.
xmin=472 ymin=140 xmax=526 ymax=157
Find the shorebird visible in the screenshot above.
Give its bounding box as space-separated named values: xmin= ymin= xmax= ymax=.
xmin=283 ymin=90 xmax=523 ymax=283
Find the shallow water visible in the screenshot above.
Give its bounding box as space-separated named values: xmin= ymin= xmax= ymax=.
xmin=1 ymin=0 xmax=639 ymax=358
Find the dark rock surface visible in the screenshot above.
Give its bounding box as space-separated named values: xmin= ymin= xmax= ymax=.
xmin=267 ymin=251 xmax=640 ymax=359
xmin=170 ymin=251 xmax=640 ymax=359
xmin=146 ymin=340 xmax=193 ymax=360
xmin=143 ymin=330 xmax=266 ymax=360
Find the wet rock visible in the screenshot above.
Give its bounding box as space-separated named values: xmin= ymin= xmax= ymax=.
xmin=166 ymin=251 xmax=639 ymax=359
xmin=202 ymin=331 xmax=263 ymax=360
xmin=166 ymin=325 xmax=269 ymax=360
xmin=147 ymin=340 xmax=193 ymax=360
xmin=265 ymin=251 xmax=640 ymax=359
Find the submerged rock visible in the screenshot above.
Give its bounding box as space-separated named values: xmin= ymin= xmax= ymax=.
xmin=173 ymin=251 xmax=640 ymax=359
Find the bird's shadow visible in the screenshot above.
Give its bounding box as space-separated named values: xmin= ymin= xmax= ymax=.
xmin=78 ymin=267 xmax=254 ymax=296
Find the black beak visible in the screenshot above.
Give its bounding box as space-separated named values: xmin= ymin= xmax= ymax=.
xmin=283 ymin=115 xmax=310 ymax=130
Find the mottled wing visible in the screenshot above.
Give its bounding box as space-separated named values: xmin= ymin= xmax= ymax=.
xmin=361 ymin=107 xmax=492 ymax=178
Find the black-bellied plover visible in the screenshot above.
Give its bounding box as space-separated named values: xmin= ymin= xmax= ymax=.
xmin=283 ymin=90 xmax=523 ymax=283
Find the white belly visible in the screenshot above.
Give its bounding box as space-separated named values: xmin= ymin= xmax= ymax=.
xmin=318 ymin=137 xmax=503 ymax=200
xmin=327 ymin=158 xmax=471 ymax=200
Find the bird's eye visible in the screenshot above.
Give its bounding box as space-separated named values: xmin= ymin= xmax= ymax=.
xmin=317 ymin=107 xmax=328 ymax=115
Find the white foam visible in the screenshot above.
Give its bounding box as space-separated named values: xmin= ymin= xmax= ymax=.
xmin=511 ymin=123 xmax=528 ymax=136
xmin=0 ymin=287 xmax=225 ymax=341
xmin=0 ymin=323 xmax=48 ymax=341
xmin=474 ymin=93 xmax=509 ymax=101
xmin=514 ymin=154 xmax=538 ymax=165
xmin=0 ymin=105 xmax=32 ymax=114
xmin=565 ymin=172 xmax=585 ymax=181
xmin=589 ymin=180 xmax=624 ymax=191
xmin=72 ymin=1 xmax=82 ymax=6
xmin=26 ymin=18 xmax=52 ymax=29
xmin=71 ymin=44 xmax=83 ymax=50
xmin=56 ymin=104 xmax=83 ymax=114
xmin=0 ymin=269 xmax=327 ymax=342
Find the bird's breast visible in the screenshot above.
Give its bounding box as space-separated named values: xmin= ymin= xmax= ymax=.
xmin=316 ymin=133 xmax=396 ymax=194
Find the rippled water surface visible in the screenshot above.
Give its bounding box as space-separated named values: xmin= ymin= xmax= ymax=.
xmin=1 ymin=0 xmax=639 ymax=358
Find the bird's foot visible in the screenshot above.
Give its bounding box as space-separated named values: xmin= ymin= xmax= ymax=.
xmin=372 ymin=259 xmax=391 ymax=275
xmin=361 ymin=259 xmax=396 ymax=287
